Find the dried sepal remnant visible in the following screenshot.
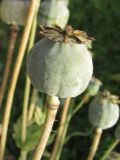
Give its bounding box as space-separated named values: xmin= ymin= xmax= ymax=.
xmin=99 ymin=90 xmax=120 ymax=104
xmin=39 ymin=25 xmax=95 ymax=44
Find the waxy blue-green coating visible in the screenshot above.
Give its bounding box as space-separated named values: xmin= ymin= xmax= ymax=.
xmin=27 ymin=38 xmax=93 ymax=98
xmin=50 ymin=0 xmax=69 ymax=7
xmin=86 ymin=77 xmax=102 ymax=96
xmin=0 ymin=0 xmax=30 ymax=26
xmin=38 ymin=1 xmax=69 ymax=28
xmin=89 ymin=97 xmax=119 ymax=130
xmin=59 ymin=0 xmax=69 ymax=7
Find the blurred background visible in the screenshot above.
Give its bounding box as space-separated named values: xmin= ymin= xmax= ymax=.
xmin=0 ymin=0 xmax=120 ymax=159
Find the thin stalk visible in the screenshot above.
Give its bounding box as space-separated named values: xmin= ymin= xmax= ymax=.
xmin=100 ymin=140 xmax=119 ymax=160
xmin=21 ymin=77 xmax=31 ymax=142
xmin=21 ymin=1 xmax=41 ymax=159
xmin=50 ymin=95 xmax=88 ymax=160
xmin=53 ymin=103 xmax=73 ymax=160
xmin=33 ymin=95 xmax=60 ymax=160
xmin=20 ymin=151 xmax=27 ymax=160
xmin=50 ymin=97 xmax=71 ymax=160
xmin=0 ymin=124 xmax=2 ymax=137
xmin=87 ymin=128 xmax=103 ymax=160
xmin=28 ymin=89 xmax=38 ymax=122
xmin=65 ymin=128 xmax=94 ymax=144
xmin=0 ymin=1 xmax=37 ymax=159
xmin=71 ymin=95 xmax=90 ymax=117
xmin=0 ymin=25 xmax=19 ymax=108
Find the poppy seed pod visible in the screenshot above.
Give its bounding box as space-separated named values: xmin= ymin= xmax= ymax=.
xmin=89 ymin=91 xmax=120 ymax=130
xmin=27 ymin=25 xmax=94 ymax=98
xmin=38 ymin=0 xmax=69 ymax=28
xmin=86 ymin=77 xmax=102 ymax=96
xmin=0 ymin=0 xmax=30 ymax=26
xmin=59 ymin=0 xmax=69 ymax=7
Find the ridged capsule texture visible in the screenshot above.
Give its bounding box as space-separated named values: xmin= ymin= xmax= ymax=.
xmin=27 ymin=38 xmax=93 ymax=98
xmin=38 ymin=1 xmax=70 ymax=28
xmin=89 ymin=96 xmax=119 ymax=130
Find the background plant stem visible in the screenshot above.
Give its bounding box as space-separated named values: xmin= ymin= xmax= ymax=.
xmin=33 ymin=95 xmax=60 ymax=160
xmin=53 ymin=102 xmax=74 ymax=160
xmin=0 ymin=1 xmax=37 ymax=159
xmin=64 ymin=129 xmax=94 ymax=144
xmin=50 ymin=97 xmax=71 ymax=160
xmin=28 ymin=89 xmax=38 ymax=122
xmin=0 ymin=25 xmax=19 ymax=108
xmin=87 ymin=128 xmax=103 ymax=160
xmin=71 ymin=95 xmax=89 ymax=117
xmin=20 ymin=0 xmax=41 ymax=159
xmin=50 ymin=95 xmax=89 ymax=160
xmin=100 ymin=140 xmax=119 ymax=160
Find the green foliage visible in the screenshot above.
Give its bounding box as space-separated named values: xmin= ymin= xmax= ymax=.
xmin=111 ymin=74 xmax=120 ymax=84
xmin=69 ymin=0 xmax=120 ymax=94
xmin=13 ymin=116 xmax=43 ymax=152
xmin=107 ymin=152 xmax=120 ymax=160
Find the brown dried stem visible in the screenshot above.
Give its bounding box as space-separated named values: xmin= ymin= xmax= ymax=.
xmin=50 ymin=97 xmax=71 ymax=160
xmin=21 ymin=1 xmax=41 ymax=159
xmin=33 ymin=95 xmax=60 ymax=160
xmin=87 ymin=128 xmax=103 ymax=160
xmin=0 ymin=25 xmax=19 ymax=108
xmin=0 ymin=1 xmax=37 ymax=159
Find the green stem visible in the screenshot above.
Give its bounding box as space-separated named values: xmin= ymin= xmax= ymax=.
xmin=28 ymin=89 xmax=38 ymax=122
xmin=64 ymin=128 xmax=94 ymax=144
xmin=21 ymin=0 xmax=41 ymax=159
xmin=21 ymin=77 xmax=31 ymax=141
xmin=100 ymin=140 xmax=120 ymax=160
xmin=71 ymin=95 xmax=89 ymax=117
xmin=19 ymin=151 xmax=27 ymax=160
xmin=51 ymin=100 xmax=74 ymax=160
xmin=50 ymin=95 xmax=89 ymax=160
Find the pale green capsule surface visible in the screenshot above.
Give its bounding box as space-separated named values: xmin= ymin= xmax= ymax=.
xmin=27 ymin=38 xmax=93 ymax=98
xmin=0 ymin=0 xmax=30 ymax=26
xmin=89 ymin=96 xmax=119 ymax=130
xmin=38 ymin=1 xmax=69 ymax=28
